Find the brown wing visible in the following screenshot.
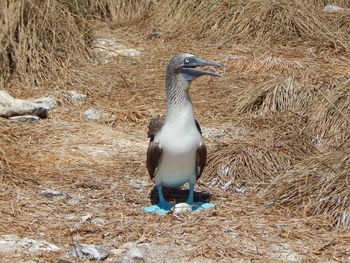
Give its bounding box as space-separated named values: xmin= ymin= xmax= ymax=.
xmin=146 ymin=115 xmax=165 ymax=180
xmin=195 ymin=119 xmax=202 ymax=135
xmin=147 ymin=115 xmax=165 ymax=141
xmin=147 ymin=142 xmax=162 ymax=181
xmin=195 ymin=120 xmax=206 ymax=180
xmin=196 ymin=142 xmax=207 ymax=180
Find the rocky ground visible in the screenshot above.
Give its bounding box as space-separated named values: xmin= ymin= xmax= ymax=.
xmin=1 ymin=26 xmax=350 ymax=263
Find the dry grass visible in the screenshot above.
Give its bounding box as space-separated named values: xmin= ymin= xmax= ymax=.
xmin=311 ymin=0 xmax=350 ymax=7
xmin=2 ymin=0 xmax=350 ymax=89
xmin=0 ymin=0 xmax=93 ymax=88
xmin=259 ymin=142 xmax=350 ymax=227
xmin=310 ymin=78 xmax=350 ymax=151
xmin=205 ymin=114 xmax=316 ymax=192
xmin=234 ymin=77 xmax=318 ymax=115
xmin=148 ymin=0 xmax=350 ymax=50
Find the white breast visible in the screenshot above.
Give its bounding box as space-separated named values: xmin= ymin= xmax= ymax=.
xmin=154 ymin=106 xmax=202 ymax=187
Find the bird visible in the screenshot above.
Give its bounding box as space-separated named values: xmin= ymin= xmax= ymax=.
xmin=144 ymin=53 xmax=223 ymax=214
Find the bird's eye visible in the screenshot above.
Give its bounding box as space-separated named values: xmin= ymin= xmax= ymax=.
xmin=184 ymin=58 xmax=190 ymax=64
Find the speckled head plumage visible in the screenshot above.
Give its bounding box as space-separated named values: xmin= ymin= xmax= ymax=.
xmin=166 ymin=53 xmax=223 ymax=83
xmin=165 ymin=53 xmax=224 ymax=107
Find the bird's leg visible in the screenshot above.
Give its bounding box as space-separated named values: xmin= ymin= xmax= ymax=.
xmin=144 ymin=184 xmax=173 ymax=214
xmin=186 ymin=183 xmax=195 ymax=204
xmin=157 ymin=183 xmax=167 ymax=203
xmin=186 ymin=183 xmax=215 ymax=211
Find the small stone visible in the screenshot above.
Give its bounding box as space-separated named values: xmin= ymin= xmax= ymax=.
xmin=0 ymin=235 xmax=60 ymax=253
xmin=323 ymin=5 xmax=350 ymax=12
xmin=73 ymin=236 xmax=84 ymax=241
xmin=67 ymin=90 xmax=87 ymax=105
xmin=65 ymin=214 xmax=79 ymax=221
xmin=91 ymin=218 xmax=106 ymax=226
xmin=111 ymin=248 xmax=125 ymax=256
xmin=0 ymin=90 xmax=49 ymax=118
xmin=270 ymin=244 xmax=302 ymax=263
xmin=30 ymin=97 xmax=57 ymax=110
xmin=81 ymin=213 xmax=93 ymax=222
xmin=147 ymin=32 xmax=163 ymax=38
xmin=95 ymin=38 xmax=122 ymax=45
xmin=83 ymin=108 xmax=101 ymax=121
xmin=173 ymin=203 xmax=192 ymax=214
xmin=228 ymin=55 xmax=245 ymax=60
xmin=129 ymin=179 xmax=148 ymax=189
xmin=9 ymin=115 xmax=40 ymax=123
xmin=122 ymin=247 xmax=144 ymax=263
xmin=66 ymin=198 xmax=80 ymax=206
xmin=39 ymin=189 xmax=71 ymax=201
xmin=119 ymin=49 xmax=140 ymax=57
xmin=66 ymin=243 xmax=109 ymax=261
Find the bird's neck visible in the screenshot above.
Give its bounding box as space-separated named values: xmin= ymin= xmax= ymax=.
xmin=165 ymin=77 xmax=194 ymax=122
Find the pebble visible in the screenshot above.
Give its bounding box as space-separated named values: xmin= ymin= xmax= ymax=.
xmin=81 ymin=213 xmax=93 ymax=222
xmin=9 ymin=115 xmax=40 ymax=123
xmin=83 ymin=108 xmax=101 ymax=121
xmin=66 ymin=243 xmax=110 ymax=261
xmin=129 ymin=179 xmax=148 ymax=189
xmin=0 ymin=235 xmax=60 ymax=253
xmin=67 ymin=90 xmax=87 ymax=105
xmin=172 ymin=203 xmax=193 ymax=214
xmin=91 ymin=218 xmax=106 ymax=226
xmin=122 ymin=246 xmax=144 ymax=263
xmin=323 ymin=5 xmax=350 ymax=12
xmin=39 ymin=189 xmax=71 ymax=201
xmin=30 ymin=97 xmax=57 ymax=110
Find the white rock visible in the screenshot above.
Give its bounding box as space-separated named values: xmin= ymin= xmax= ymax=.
xmin=0 ymin=235 xmax=60 ymax=253
xmin=323 ymin=5 xmax=350 ymax=12
xmin=270 ymin=244 xmax=302 ymax=263
xmin=91 ymin=218 xmax=106 ymax=226
xmin=83 ymin=108 xmax=101 ymax=121
xmin=66 ymin=243 xmax=109 ymax=261
xmin=118 ymin=49 xmax=140 ymax=57
xmin=9 ymin=115 xmax=40 ymax=123
xmin=30 ymin=97 xmax=57 ymax=110
xmin=95 ymin=38 xmax=122 ymax=45
xmin=129 ymin=179 xmax=148 ymax=189
xmin=122 ymin=247 xmax=144 ymax=263
xmin=0 ymin=90 xmax=49 ymax=118
xmin=94 ymin=37 xmax=140 ymax=59
xmin=173 ymin=203 xmax=193 ymax=214
xmin=67 ymin=90 xmax=87 ymax=105
xmin=81 ymin=213 xmax=93 ymax=222
xmin=39 ymin=189 xmax=71 ymax=201
xmin=73 ymin=235 xmax=84 ymax=241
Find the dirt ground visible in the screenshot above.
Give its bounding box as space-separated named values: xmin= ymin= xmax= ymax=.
xmin=1 ymin=25 xmax=350 ymax=263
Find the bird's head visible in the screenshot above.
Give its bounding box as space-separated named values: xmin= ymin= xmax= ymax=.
xmin=167 ymin=53 xmax=223 ymax=82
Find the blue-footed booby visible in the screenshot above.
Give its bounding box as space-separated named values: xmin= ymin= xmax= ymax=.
xmin=145 ymin=53 xmax=223 ymax=214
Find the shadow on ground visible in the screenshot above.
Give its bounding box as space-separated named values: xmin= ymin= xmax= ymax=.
xmin=149 ymin=185 xmax=213 ymax=204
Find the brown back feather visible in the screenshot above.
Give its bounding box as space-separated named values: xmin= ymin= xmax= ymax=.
xmin=196 ymin=143 xmax=207 ymax=180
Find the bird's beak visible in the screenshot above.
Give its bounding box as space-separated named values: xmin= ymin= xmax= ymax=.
xmin=180 ymin=56 xmax=224 ymax=81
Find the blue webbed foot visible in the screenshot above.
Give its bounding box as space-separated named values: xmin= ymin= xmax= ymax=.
xmin=188 ymin=202 xmax=215 ymax=211
xmin=186 ymin=183 xmax=214 ymax=212
xmin=144 ymin=202 xmax=173 ymax=214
